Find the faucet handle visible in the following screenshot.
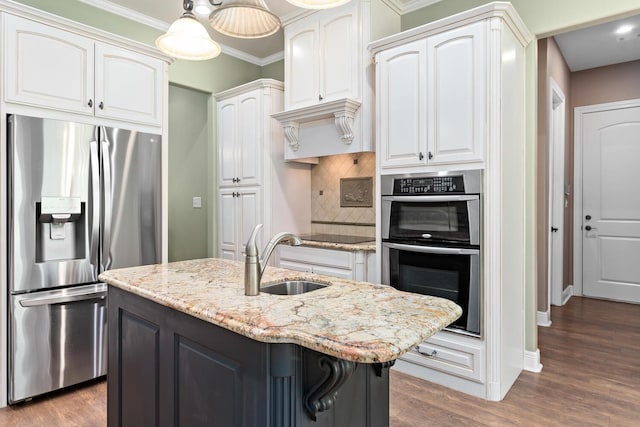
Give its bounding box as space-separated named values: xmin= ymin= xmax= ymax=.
xmin=245 ymin=224 xmax=263 ymax=257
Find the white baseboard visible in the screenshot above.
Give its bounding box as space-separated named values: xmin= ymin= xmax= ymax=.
xmin=537 ymin=310 xmax=552 ymax=327
xmin=524 ymin=349 xmax=543 ymax=373
xmin=561 ymin=285 xmax=573 ymax=305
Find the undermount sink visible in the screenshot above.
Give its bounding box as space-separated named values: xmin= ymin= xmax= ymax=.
xmin=261 ymin=280 xmax=328 ymax=295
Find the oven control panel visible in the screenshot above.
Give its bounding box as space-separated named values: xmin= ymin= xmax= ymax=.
xmin=393 ymin=175 xmax=465 ymax=194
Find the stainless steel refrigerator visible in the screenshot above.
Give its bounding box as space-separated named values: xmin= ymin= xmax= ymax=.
xmin=7 ymin=114 xmax=162 ymax=403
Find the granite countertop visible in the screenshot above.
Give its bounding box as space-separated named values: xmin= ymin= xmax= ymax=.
xmin=99 ymin=258 xmax=461 ymax=364
xmin=300 ymin=239 xmax=375 ymax=252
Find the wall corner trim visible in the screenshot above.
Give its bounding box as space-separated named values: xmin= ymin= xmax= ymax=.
xmin=537 ymin=311 xmax=552 ymax=327
xmin=524 ymin=349 xmax=543 ymax=373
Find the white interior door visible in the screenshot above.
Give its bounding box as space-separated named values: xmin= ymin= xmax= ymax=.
xmin=581 ymin=104 xmax=640 ymax=303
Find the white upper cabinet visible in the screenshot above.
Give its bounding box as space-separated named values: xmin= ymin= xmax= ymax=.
xmin=4 ymin=14 xmax=94 ymax=115
xmin=217 ymin=89 xmax=262 ymax=188
xmin=3 ymin=13 xmax=164 ymax=127
xmin=285 ymin=4 xmax=358 ymax=110
xmin=94 ymin=43 xmax=162 ymax=126
xmin=375 ymin=20 xmax=487 ymax=171
xmin=377 ymin=39 xmax=428 ymax=169
xmin=278 ymin=0 xmax=400 ymax=160
xmin=427 ymin=21 xmax=486 ymax=166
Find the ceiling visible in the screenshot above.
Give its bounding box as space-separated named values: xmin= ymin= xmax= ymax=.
xmin=554 ymin=13 xmax=640 ymax=71
xmin=83 ymin=1 xmax=640 ymax=70
xmin=80 ymin=0 xmax=440 ymax=65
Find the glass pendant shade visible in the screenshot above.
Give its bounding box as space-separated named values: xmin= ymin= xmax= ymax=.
xmin=156 ymin=13 xmax=221 ymax=60
xmin=209 ymin=0 xmax=281 ymax=39
xmin=285 ymin=0 xmax=352 ymax=9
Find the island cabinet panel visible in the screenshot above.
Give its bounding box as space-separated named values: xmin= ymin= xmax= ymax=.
xmin=118 ymin=312 xmax=160 ymax=427
xmin=108 ymin=286 xmax=269 ymax=427
xmin=108 ymin=286 xmax=391 ymax=427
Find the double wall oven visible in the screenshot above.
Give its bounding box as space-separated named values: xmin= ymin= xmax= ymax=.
xmin=381 ymin=170 xmax=482 ymax=337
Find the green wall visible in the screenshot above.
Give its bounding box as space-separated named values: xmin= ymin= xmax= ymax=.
xmin=168 ymin=85 xmax=210 ymax=261
xmin=402 ymin=0 xmax=640 ymax=355
xmin=261 ymin=59 xmax=285 ymax=81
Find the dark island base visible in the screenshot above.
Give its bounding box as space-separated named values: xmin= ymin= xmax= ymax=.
xmin=108 ymin=286 xmax=391 ymax=427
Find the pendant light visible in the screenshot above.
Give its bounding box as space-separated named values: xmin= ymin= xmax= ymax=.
xmin=208 ymin=0 xmax=281 ymax=39
xmin=156 ymin=0 xmax=221 ymax=60
xmin=285 ymin=0 xmax=353 ymax=9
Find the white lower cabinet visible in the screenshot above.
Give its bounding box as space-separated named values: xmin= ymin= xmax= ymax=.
xmin=399 ymin=332 xmax=484 ymax=383
xmin=277 ymin=245 xmax=372 ymax=281
xmin=218 ymin=188 xmax=261 ymax=261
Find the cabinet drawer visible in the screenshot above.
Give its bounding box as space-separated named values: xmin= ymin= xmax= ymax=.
xmin=400 ymin=332 xmax=484 ymax=383
xmin=278 ymin=245 xmax=353 ymax=269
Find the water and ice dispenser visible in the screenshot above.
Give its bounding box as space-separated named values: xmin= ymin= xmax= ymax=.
xmin=35 ymin=196 xmax=86 ymax=262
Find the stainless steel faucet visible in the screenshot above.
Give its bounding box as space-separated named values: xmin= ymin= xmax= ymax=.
xmin=244 ymin=224 xmax=302 ymax=296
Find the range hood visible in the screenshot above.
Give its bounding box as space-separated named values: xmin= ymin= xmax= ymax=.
xmin=271 ymin=98 xmax=361 ymax=152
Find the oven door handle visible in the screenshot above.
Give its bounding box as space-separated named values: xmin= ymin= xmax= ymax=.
xmin=381 ymin=195 xmax=479 ymax=202
xmin=383 ymin=242 xmax=479 ymax=255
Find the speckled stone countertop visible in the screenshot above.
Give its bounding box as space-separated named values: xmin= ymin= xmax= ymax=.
xmin=300 ymin=239 xmax=375 ymax=252
xmin=99 ymin=258 xmax=461 ymax=364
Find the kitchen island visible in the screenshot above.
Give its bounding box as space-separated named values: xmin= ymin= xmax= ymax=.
xmin=99 ymin=258 xmax=460 ymax=427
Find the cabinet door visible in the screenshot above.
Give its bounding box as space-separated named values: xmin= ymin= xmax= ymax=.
xmin=236 ymin=91 xmax=262 ymax=186
xmin=377 ymin=39 xmax=427 ymax=170
xmin=95 ymin=43 xmax=163 ymax=127
xmin=218 ymin=98 xmax=238 ymax=187
xmin=284 ymin=20 xmax=319 ymax=110
xmin=319 ymin=5 xmax=359 ymax=103
xmin=4 ymin=14 xmax=93 ymax=115
xmin=218 ymin=190 xmax=238 ymax=260
xmin=427 ymin=21 xmax=486 ymax=165
xmin=237 ymin=189 xmax=262 ymax=258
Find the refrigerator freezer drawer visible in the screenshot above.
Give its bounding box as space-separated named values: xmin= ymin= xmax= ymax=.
xmin=9 ymin=284 xmax=107 ymax=403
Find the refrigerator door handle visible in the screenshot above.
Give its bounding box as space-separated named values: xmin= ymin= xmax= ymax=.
xmin=100 ymin=130 xmax=112 ymax=271
xmin=19 ymin=290 xmax=107 ymax=307
xmin=89 ymin=140 xmax=100 ymax=279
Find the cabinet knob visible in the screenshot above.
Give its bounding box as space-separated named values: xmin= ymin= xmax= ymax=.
xmin=585 ymin=215 xmax=591 ymax=220
xmin=318 ymin=94 xmax=323 ymax=102
xmin=551 ymin=227 xmax=558 ymax=233
xmin=99 ymin=101 xmax=104 ymax=110
xmin=585 ymin=225 xmax=592 ymax=231
xmin=232 ymin=178 xmax=237 ymax=183
xmin=428 ymin=151 xmax=434 ymax=160
xmin=419 ymin=152 xmax=424 ymax=160
xmin=88 ymin=99 xmax=93 ymax=108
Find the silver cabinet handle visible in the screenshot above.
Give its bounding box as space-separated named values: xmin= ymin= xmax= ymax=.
xmin=416 ymin=345 xmax=437 ymax=357
xmin=421 ymin=233 xmax=432 ymax=239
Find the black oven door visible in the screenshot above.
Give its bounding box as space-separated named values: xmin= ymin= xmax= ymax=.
xmin=381 ymin=195 xmax=480 ymax=245
xmin=382 ymin=242 xmax=480 ymax=336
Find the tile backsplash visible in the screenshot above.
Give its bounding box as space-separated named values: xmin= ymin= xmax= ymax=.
xmin=310 ymin=153 xmax=375 ymax=238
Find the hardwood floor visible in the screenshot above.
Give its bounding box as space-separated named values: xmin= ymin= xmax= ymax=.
xmin=0 ymin=379 xmax=106 ymax=426
xmin=0 ymin=296 xmax=637 ymax=426
xmin=390 ymin=296 xmax=640 ymax=426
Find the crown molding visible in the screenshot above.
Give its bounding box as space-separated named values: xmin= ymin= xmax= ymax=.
xmin=78 ymin=0 xmax=170 ymax=31
xmin=220 ymin=45 xmax=284 ymax=66
xmin=381 ymin=0 xmax=443 ymax=15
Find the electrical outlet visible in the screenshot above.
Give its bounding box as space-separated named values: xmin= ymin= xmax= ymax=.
xmin=192 ymin=196 xmax=202 ymax=208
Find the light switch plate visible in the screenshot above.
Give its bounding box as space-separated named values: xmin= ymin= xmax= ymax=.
xmin=192 ymin=196 xmax=202 ymax=208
